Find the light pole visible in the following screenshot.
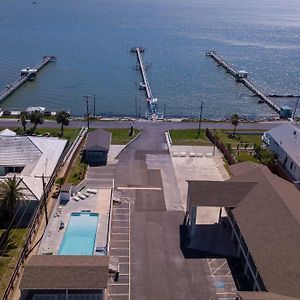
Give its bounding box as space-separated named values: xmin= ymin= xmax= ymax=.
xmin=198 ymin=101 xmax=204 ymax=137
xmin=83 ymin=95 xmax=91 ymax=129
xmin=93 ymin=94 xmax=96 ymax=118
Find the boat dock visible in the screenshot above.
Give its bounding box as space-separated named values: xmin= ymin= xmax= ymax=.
xmin=0 ymin=56 xmax=56 ymax=104
xmin=131 ymin=47 xmax=163 ymax=120
xmin=206 ymin=51 xmax=291 ymax=118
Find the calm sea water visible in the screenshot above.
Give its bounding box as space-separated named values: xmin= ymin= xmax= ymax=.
xmin=0 ymin=0 xmax=300 ymax=119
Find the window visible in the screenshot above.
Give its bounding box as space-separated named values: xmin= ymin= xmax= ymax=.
xmin=290 ymin=162 xmax=294 ymax=170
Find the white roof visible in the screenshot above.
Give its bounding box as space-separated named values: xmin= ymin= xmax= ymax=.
xmin=26 ymin=106 xmax=45 ymax=112
xmin=0 ymin=135 xmax=67 ymax=200
xmin=267 ymin=123 xmax=300 ymax=165
xmin=0 ymin=129 xmax=17 ymax=136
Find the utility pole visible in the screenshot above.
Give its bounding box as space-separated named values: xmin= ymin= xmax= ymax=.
xmin=293 ymin=97 xmax=299 ymax=120
xmin=83 ymin=95 xmax=91 ymax=129
xmin=198 ymin=101 xmax=204 ymax=137
xmin=35 ymin=174 xmax=49 ymax=225
xmin=93 ymin=94 xmax=96 ymax=118
xmin=135 ymin=97 xmax=138 ymax=119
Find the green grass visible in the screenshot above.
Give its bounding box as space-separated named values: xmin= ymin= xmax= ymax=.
xmin=66 ymin=155 xmax=87 ymax=185
xmin=236 ymin=152 xmax=259 ymax=163
xmin=214 ymin=129 xmax=264 ymax=147
xmin=105 ymin=128 xmax=141 ymax=145
xmin=169 ymin=129 xmax=212 ymax=146
xmin=0 ymin=228 xmax=28 ymax=297
xmin=32 ymin=127 xmax=80 ymax=142
xmin=0 ymin=127 xmax=80 ymax=143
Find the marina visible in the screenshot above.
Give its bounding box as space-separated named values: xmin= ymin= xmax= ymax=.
xmin=0 ymin=56 xmax=56 ymax=104
xmin=206 ymin=51 xmax=292 ymax=119
xmin=131 ymin=47 xmax=163 ymax=120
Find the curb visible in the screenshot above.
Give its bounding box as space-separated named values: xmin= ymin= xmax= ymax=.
xmin=115 ymin=131 xmax=142 ymax=159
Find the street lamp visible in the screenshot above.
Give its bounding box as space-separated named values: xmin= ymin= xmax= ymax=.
xmin=198 ymin=101 xmax=204 ymax=137
xmin=83 ymin=95 xmax=91 ymax=129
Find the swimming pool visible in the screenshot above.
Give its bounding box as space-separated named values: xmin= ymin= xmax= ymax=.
xmin=58 ymin=212 xmax=99 ymax=255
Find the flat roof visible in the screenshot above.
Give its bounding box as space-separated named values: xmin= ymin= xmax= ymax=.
xmin=20 ymin=255 xmax=109 ymax=290
xmin=187 ymin=180 xmax=256 ymax=207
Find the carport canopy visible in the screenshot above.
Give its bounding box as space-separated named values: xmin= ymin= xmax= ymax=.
xmin=20 ymin=255 xmax=109 ymax=290
xmin=187 ymin=180 xmax=257 ymax=207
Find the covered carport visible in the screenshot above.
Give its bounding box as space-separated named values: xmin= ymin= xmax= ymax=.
xmin=20 ymin=255 xmax=110 ymax=300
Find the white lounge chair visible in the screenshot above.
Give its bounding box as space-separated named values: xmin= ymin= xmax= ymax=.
xmin=73 ymin=196 xmax=80 ymax=202
xmin=77 ymin=192 xmax=86 ymax=200
xmin=87 ymin=189 xmax=97 ymax=194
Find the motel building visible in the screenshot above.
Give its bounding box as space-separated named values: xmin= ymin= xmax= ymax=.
xmin=185 ymin=162 xmax=300 ymax=300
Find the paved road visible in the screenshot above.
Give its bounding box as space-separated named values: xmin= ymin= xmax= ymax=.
xmin=0 ymin=118 xmax=287 ymax=131
xmin=112 ymin=126 xmax=216 ymax=300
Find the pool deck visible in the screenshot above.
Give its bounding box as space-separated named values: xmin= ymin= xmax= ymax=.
xmin=37 ymin=188 xmax=111 ymax=255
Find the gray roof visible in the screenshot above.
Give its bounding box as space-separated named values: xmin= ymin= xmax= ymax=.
xmin=20 ymin=255 xmax=109 ymax=290
xmin=83 ymin=129 xmax=111 ymax=152
xmin=187 ymin=181 xmax=256 ymax=207
xmin=188 ymin=162 xmax=300 ymax=298
xmin=0 ymin=136 xmax=42 ymax=167
xmin=266 ymin=123 xmax=300 ymax=165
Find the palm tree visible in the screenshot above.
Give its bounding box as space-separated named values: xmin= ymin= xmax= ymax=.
xmin=231 ymin=113 xmax=239 ymax=138
xmin=30 ymin=111 xmax=44 ymax=131
xmin=56 ymin=111 xmax=70 ymax=136
xmin=0 ymin=176 xmax=26 ymax=220
xmin=19 ymin=111 xmax=29 ymax=132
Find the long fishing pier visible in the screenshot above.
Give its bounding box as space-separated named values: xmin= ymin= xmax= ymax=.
xmin=131 ymin=47 xmax=163 ymax=119
xmin=206 ymin=51 xmax=291 ymax=118
xmin=0 ymin=56 xmax=56 ymax=104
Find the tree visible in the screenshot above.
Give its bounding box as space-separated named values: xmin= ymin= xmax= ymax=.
xmin=231 ymin=113 xmax=239 ymax=138
xmin=55 ymin=177 xmax=65 ymax=190
xmin=0 ymin=176 xmax=26 ymax=220
xmin=30 ymin=112 xmax=44 ymax=131
xmin=19 ymin=111 xmax=29 ymax=132
xmin=56 ymin=111 xmax=70 ymax=136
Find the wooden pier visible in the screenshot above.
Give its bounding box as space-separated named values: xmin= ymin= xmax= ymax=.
xmin=206 ymin=51 xmax=287 ymax=117
xmin=0 ymin=56 xmax=56 ymax=104
xmin=132 ymin=47 xmax=153 ymax=100
xmin=131 ymin=47 xmax=164 ymax=119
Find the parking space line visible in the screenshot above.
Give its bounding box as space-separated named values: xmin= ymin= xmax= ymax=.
xmin=107 ymin=293 xmax=129 ymax=296
xmin=212 ymin=261 xmax=227 ymax=275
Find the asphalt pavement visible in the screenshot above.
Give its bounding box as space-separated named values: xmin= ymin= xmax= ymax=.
xmin=113 ymin=126 xmax=216 ymax=300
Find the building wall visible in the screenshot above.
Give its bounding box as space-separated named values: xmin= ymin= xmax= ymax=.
xmin=264 ymin=134 xmax=300 ymax=182
xmin=84 ymin=150 xmax=108 ymax=166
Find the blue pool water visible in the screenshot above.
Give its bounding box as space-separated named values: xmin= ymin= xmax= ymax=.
xmin=58 ymin=212 xmax=99 ymax=256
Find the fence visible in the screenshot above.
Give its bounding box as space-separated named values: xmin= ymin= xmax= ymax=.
xmin=206 ymin=128 xmax=237 ymax=165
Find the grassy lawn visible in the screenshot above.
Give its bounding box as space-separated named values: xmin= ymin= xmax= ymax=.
xmin=32 ymin=127 xmax=80 ymax=143
xmin=105 ymin=128 xmax=141 ymax=145
xmin=169 ymin=129 xmax=212 ymax=146
xmin=214 ymin=129 xmax=264 ymax=147
xmin=66 ymin=154 xmax=87 ymax=185
xmin=0 ymin=127 xmax=80 ymax=143
xmin=236 ymin=152 xmax=259 ymax=163
xmin=0 ymin=228 xmax=28 ymax=298
xmin=213 ymin=129 xmax=263 ymax=164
